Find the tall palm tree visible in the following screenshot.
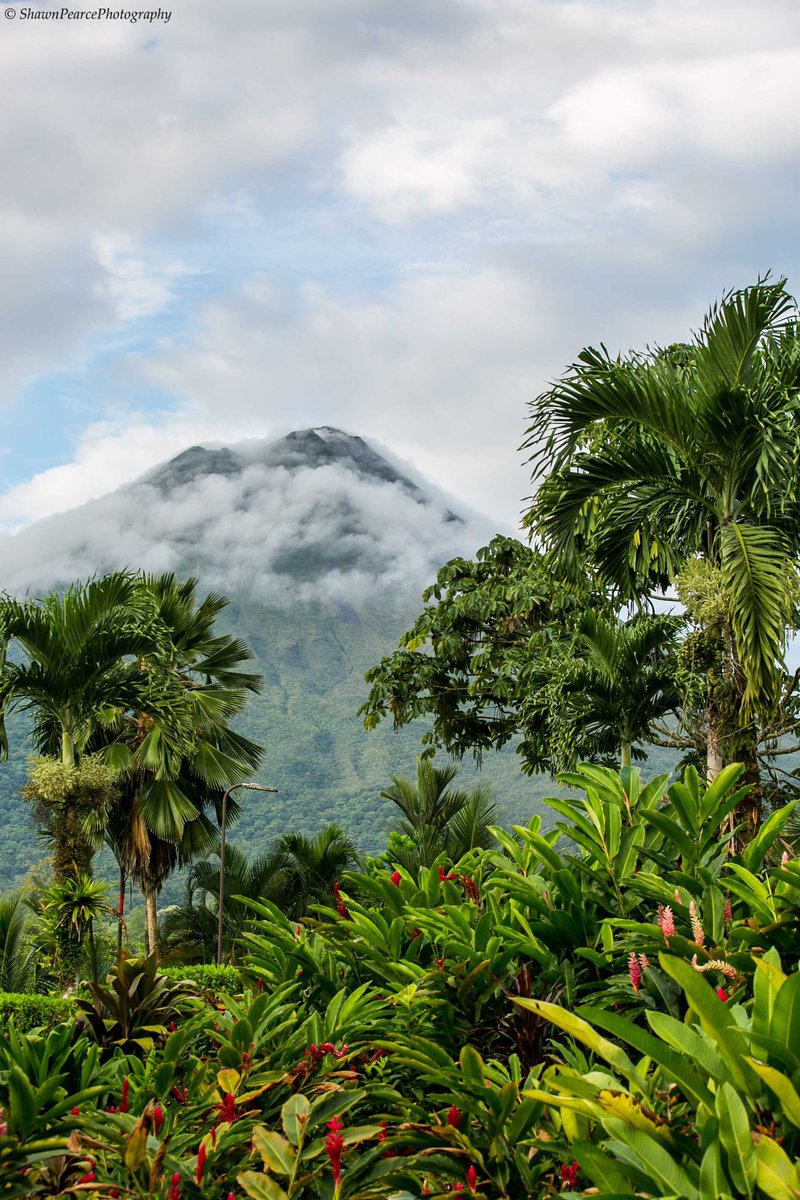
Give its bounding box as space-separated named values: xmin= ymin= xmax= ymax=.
xmin=97 ymin=574 xmax=263 ymax=957
xmin=382 ymin=759 xmax=497 ymax=870
xmin=525 ymin=278 xmax=800 ymax=838
xmin=0 ymin=573 xmax=164 ymax=881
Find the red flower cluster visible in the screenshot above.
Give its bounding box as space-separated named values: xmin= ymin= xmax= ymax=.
xmin=196 ymin=1141 xmax=207 ymax=1185
xmin=561 ymin=1160 xmax=579 ymax=1188
xmin=325 ymin=1114 xmax=345 ymax=1184
xmin=461 ymin=875 xmax=480 ymax=903
xmin=77 ymin=1159 xmax=95 ymax=1184
xmin=333 ymin=882 xmax=351 ymax=920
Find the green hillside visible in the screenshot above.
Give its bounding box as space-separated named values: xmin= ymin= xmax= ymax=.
xmin=0 ymin=594 xmax=559 ymax=892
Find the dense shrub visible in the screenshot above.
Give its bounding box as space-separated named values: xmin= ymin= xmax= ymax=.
xmin=0 ymin=991 xmax=71 ymax=1032
xmin=161 ymin=963 xmax=242 ymax=995
xmin=3 ymin=764 xmax=800 ymax=1198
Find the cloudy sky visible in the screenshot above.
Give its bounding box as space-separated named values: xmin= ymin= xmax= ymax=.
xmin=1 ymin=0 xmax=798 ymax=535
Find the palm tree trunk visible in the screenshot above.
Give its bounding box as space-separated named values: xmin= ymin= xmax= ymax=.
xmin=145 ymin=886 xmax=159 ymax=962
xmin=117 ymin=863 xmax=125 ymax=957
xmin=706 ymin=721 xmax=723 ymax=781
xmin=620 ymin=742 xmax=632 ymax=769
xmin=88 ymin=919 xmax=98 ymax=985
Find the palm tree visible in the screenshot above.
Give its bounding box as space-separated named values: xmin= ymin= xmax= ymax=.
xmin=530 ymin=612 xmax=683 ymax=771
xmin=382 ymin=759 xmax=497 ymax=870
xmin=98 ymin=574 xmax=263 ymax=958
xmin=525 ymin=278 xmax=800 ymax=838
xmin=160 ymin=844 xmax=282 ymax=963
xmin=269 ymin=824 xmax=360 ymax=919
xmin=0 ymin=573 xmax=162 ymax=882
xmin=0 ymin=892 xmax=35 ymax=992
xmin=160 ymin=826 xmax=358 ymax=961
xmin=39 ymin=874 xmax=113 ymax=986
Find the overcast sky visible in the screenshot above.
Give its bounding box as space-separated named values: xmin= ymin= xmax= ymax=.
xmin=1 ymin=0 xmax=799 ymax=535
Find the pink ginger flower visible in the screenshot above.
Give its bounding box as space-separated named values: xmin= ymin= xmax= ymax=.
xmin=628 ymin=952 xmax=642 ymax=992
xmin=657 ymin=904 xmax=675 ymax=938
xmin=689 ymin=900 xmax=705 ymax=946
xmin=674 ymin=889 xmax=682 ymax=904
xmin=782 ymin=850 xmax=790 ymax=866
xmin=638 ymin=953 xmax=650 ymax=972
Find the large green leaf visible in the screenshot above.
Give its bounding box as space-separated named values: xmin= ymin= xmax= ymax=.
xmin=754 ymin=1135 xmax=800 ymax=1200
xmin=716 ymin=1082 xmax=756 ymax=1198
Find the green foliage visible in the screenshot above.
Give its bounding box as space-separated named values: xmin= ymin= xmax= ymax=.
xmin=0 ymin=992 xmax=71 ymax=1032
xmin=3 ymin=761 xmax=800 ymax=1197
xmin=362 ymin=535 xmax=685 ymax=776
xmin=518 ymin=950 xmax=800 ymax=1198
xmin=524 ymin=277 xmax=800 ymax=720
xmin=161 ymin=963 xmax=241 ymax=994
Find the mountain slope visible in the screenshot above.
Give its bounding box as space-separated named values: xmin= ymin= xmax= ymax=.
xmin=0 ymin=428 xmax=550 ymax=890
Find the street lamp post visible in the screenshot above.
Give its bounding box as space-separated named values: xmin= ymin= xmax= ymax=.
xmin=217 ymin=782 xmax=278 ymax=965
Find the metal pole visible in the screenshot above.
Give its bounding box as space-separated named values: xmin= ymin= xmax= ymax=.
xmin=217 ymin=782 xmax=278 ymax=965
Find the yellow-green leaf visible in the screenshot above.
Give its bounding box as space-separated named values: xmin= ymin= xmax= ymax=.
xmin=252 ymin=1128 xmax=295 ymax=1176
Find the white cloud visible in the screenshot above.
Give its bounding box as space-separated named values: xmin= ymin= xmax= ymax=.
xmin=0 ymin=433 xmax=494 ymax=605
xmin=1 ymin=0 xmax=799 ymax=531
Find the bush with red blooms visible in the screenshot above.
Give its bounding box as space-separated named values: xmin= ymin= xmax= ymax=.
xmin=4 ymin=763 xmax=800 ymax=1198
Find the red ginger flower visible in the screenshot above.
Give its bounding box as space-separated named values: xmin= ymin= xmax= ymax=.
xmin=169 ymin=1174 xmax=181 ymax=1200
xmin=439 ymin=865 xmax=458 ymax=881
xmin=447 ymin=1104 xmax=462 ymax=1127
xmin=120 ymin=1077 xmax=130 ymax=1114
xmin=723 ymin=895 xmax=732 ymax=922
xmin=717 ymin=987 xmax=729 ymax=1001
xmin=325 ymin=1114 xmax=345 ymax=1184
xmin=333 ymin=882 xmax=351 ymax=920
xmin=71 ymin=1105 xmax=80 ymax=1116
xmin=196 ymin=1141 xmax=207 ymax=1186
xmin=467 ymin=1164 xmax=478 ymax=1192
xmin=153 ymin=1104 xmax=165 ymax=1133
xmin=219 ymin=1092 xmax=236 ymax=1123
xmin=561 ymin=1160 xmax=579 ymax=1188
xmin=390 ymin=870 xmax=402 ymax=885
